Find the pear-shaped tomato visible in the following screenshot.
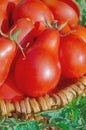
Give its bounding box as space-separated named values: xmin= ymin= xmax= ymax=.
xmin=31 ymin=28 xmax=60 ymax=56
xmin=14 ymin=48 xmax=61 ymax=97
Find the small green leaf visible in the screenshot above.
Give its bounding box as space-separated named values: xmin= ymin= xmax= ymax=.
xmin=75 ymin=0 xmax=86 ymax=26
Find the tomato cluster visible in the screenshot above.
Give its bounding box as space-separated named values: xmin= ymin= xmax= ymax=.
xmin=0 ymin=0 xmax=86 ymax=100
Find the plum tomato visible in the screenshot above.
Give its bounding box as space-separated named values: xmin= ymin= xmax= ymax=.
xmin=31 ymin=28 xmax=60 ymax=56
xmin=41 ymin=0 xmax=79 ymax=27
xmin=12 ymin=0 xmax=54 ymax=32
xmin=8 ymin=18 xmax=34 ymax=48
xmin=14 ymin=48 xmax=61 ymax=97
xmin=0 ymin=0 xmax=9 ymax=32
xmin=57 ymin=0 xmax=80 ymax=17
xmin=0 ymin=37 xmax=17 ymax=86
xmin=59 ymin=34 xmax=86 ymax=79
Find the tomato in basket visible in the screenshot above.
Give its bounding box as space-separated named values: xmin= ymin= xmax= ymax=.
xmin=59 ymin=34 xmax=86 ymax=79
xmin=14 ymin=28 xmax=61 ymax=97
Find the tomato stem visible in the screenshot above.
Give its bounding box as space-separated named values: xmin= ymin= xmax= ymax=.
xmin=45 ymin=18 xmax=69 ymax=31
xmin=44 ymin=17 xmax=53 ymax=28
xmin=60 ymin=30 xmax=76 ymax=37
xmin=0 ymin=30 xmax=8 ymax=38
xmin=0 ymin=28 xmax=26 ymax=59
xmin=9 ymin=27 xmax=26 ymax=59
xmin=57 ymin=21 xmax=68 ymax=31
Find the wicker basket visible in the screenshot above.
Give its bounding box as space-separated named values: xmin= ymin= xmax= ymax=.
xmin=0 ymin=75 xmax=86 ymax=121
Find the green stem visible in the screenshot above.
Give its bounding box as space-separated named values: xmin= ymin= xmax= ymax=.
xmin=0 ymin=28 xmax=26 ymax=59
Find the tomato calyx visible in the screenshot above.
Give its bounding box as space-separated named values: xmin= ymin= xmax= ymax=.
xmin=45 ymin=19 xmax=69 ymax=32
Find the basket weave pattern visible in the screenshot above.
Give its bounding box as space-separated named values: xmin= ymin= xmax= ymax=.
xmin=0 ymin=76 xmax=86 ymax=120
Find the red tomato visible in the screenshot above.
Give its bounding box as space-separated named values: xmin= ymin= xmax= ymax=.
xmin=31 ymin=28 xmax=60 ymax=56
xmin=72 ymin=25 xmax=86 ymax=43
xmin=41 ymin=0 xmax=79 ymax=27
xmin=14 ymin=48 xmax=61 ymax=97
xmin=8 ymin=0 xmax=21 ymax=5
xmin=8 ymin=18 xmax=35 ymax=72
xmin=8 ymin=18 xmax=34 ymax=48
xmin=0 ymin=0 xmax=9 ymax=32
xmin=0 ymin=37 xmax=16 ymax=86
xmin=0 ymin=74 xmax=23 ymax=102
xmin=59 ymin=34 xmax=86 ymax=79
xmin=57 ymin=0 xmax=80 ymax=17
xmin=12 ymin=0 xmax=54 ymax=32
xmin=0 ymin=1 xmax=21 ymax=32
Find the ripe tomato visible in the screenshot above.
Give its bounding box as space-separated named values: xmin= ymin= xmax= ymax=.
xmin=31 ymin=28 xmax=60 ymax=56
xmin=8 ymin=18 xmax=34 ymax=48
xmin=0 ymin=0 xmax=9 ymax=32
xmin=41 ymin=0 xmax=79 ymax=27
xmin=12 ymin=0 xmax=54 ymax=32
xmin=14 ymin=48 xmax=61 ymax=97
xmin=0 ymin=74 xmax=23 ymax=102
xmin=8 ymin=18 xmax=35 ymax=72
xmin=57 ymin=0 xmax=80 ymax=17
xmin=72 ymin=25 xmax=86 ymax=43
xmin=0 ymin=37 xmax=16 ymax=86
xmin=59 ymin=34 xmax=86 ymax=79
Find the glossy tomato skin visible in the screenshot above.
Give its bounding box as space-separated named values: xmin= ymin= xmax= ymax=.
xmin=12 ymin=0 xmax=54 ymax=33
xmin=8 ymin=18 xmax=34 ymax=48
xmin=31 ymin=28 xmax=60 ymax=56
xmin=0 ymin=1 xmax=9 ymax=32
xmin=8 ymin=0 xmax=21 ymax=5
xmin=57 ymin=0 xmax=80 ymax=17
xmin=59 ymin=34 xmax=86 ymax=79
xmin=41 ymin=0 xmax=79 ymax=27
xmin=15 ymin=48 xmax=61 ymax=97
xmin=0 ymin=38 xmax=17 ymax=86
xmin=72 ymin=25 xmax=86 ymax=43
xmin=7 ymin=0 xmax=21 ymax=28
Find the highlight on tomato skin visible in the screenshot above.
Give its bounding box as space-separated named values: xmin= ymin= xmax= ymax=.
xmin=8 ymin=0 xmax=21 ymax=5
xmin=31 ymin=28 xmax=60 ymax=56
xmin=0 ymin=0 xmax=85 ymax=101
xmin=0 ymin=37 xmax=17 ymax=87
xmin=13 ymin=27 xmax=61 ymax=97
xmin=14 ymin=48 xmax=61 ymax=97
